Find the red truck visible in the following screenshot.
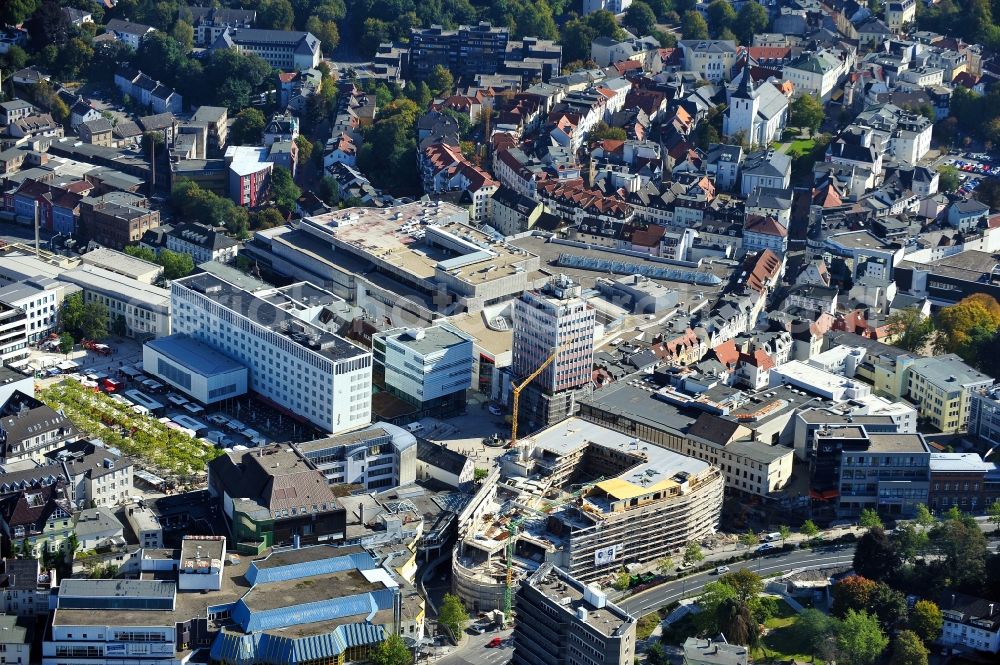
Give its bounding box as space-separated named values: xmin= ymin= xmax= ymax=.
xmin=102 ymin=378 xmax=123 ymax=393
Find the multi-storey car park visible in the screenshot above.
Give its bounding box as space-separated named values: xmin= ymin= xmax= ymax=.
xmin=452 ymin=417 xmax=723 ymax=611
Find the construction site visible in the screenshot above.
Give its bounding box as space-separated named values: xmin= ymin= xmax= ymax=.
xmin=451 ymin=417 xmax=725 ymax=614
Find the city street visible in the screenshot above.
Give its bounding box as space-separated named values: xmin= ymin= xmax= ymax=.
xmin=434 ymin=627 xmax=514 ymax=665
xmin=620 ymin=545 xmax=858 ymax=616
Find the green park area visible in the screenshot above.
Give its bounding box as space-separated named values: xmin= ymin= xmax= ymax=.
xmin=39 ymin=381 xmax=223 ymax=480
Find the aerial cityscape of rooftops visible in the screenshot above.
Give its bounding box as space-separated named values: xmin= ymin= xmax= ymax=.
xmin=5 ymin=0 xmax=1000 ymax=662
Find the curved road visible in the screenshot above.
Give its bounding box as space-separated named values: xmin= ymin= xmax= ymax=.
xmin=621 ymin=544 xmax=858 ymax=615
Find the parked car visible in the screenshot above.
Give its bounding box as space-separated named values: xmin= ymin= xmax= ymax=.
xmin=714 ymin=566 xmax=730 ymax=575
xmin=486 ymin=637 xmax=503 ymax=648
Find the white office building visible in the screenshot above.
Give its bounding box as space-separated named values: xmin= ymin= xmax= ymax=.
xmin=512 ymin=275 xmax=595 ymax=394
xmin=59 ymin=266 xmax=171 ymax=338
xmin=0 ymin=278 xmax=78 ymax=343
xmin=373 ymin=325 xmax=474 ymax=417
xmin=171 ymin=274 xmax=372 ymax=434
xmin=143 ymin=334 xmax=248 ymax=405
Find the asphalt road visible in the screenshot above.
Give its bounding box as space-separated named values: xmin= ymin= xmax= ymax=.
xmin=435 ymin=626 xmax=514 ymax=665
xmin=620 ymin=545 xmax=858 ymax=616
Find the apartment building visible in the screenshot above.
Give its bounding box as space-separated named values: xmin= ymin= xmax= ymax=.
xmin=938 ymin=591 xmax=1000 ymax=653
xmin=577 ymin=380 xmax=802 ymax=498
xmin=164 ymin=222 xmax=239 ymax=264
xmin=831 ymin=429 xmax=930 ymax=518
xmin=171 ymin=274 xmax=372 ymax=434
xmin=78 ymin=193 xmax=160 ymax=250
xmin=0 ymin=558 xmax=54 ymax=617
xmin=928 ymin=452 xmax=994 ymax=513
xmin=0 ymin=278 xmax=76 ymax=343
xmin=0 ymin=301 xmax=27 ymax=365
xmin=970 ymin=386 xmax=1000 ymax=446
xmin=210 ymin=28 xmax=321 ymax=70
xmin=410 ymin=23 xmax=509 ymax=80
xmin=373 ymin=325 xmax=474 ymax=418
xmin=0 ymin=391 xmax=79 ymax=465
xmin=906 ymin=354 xmax=994 ymax=433
xmin=513 ymin=564 xmax=636 ymax=665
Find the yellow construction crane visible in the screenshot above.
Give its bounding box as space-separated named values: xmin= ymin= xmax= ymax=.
xmin=508 ymin=345 xmax=563 ymax=448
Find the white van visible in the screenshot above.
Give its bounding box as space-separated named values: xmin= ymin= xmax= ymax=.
xmin=406 ymin=422 xmax=424 ymax=434
xmin=763 ymin=532 xmax=782 ymax=542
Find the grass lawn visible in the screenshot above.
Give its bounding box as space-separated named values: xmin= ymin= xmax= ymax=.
xmin=637 ymin=613 xmax=661 ymax=640
xmin=752 ymin=600 xmax=814 ymax=663
xmin=786 ymin=138 xmax=817 ymax=158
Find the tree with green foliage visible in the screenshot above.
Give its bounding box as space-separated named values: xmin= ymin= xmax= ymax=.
xmin=684 ymin=541 xmax=704 ymax=566
xmin=28 ymin=0 xmax=70 ymax=48
xmin=889 ymin=630 xmax=928 ymax=665
xmin=908 ymin=600 xmax=943 ymax=643
xmin=587 ymin=121 xmax=627 ymax=143
xmin=929 ymin=511 xmax=988 ymax=590
xmin=778 ymin=525 xmax=791 ymax=546
xmin=657 ymin=556 xmax=674 ymax=576
xmin=259 ymin=0 xmax=295 ymax=29
xmin=251 ymin=207 xmax=285 ymax=231
xmin=717 ymin=597 xmax=759 ymax=646
xmin=124 ymin=246 xmax=157 ymax=262
xmin=306 ymin=15 xmax=340 ymax=50
xmin=294 ymin=135 xmax=313 ymax=168
xmin=937 ymin=165 xmax=961 ymax=192
xmin=1 ymin=0 xmax=38 ymax=26
xmin=369 ymin=634 xmax=412 ymax=665
xmin=915 ymin=503 xmax=935 ymax=528
xmin=59 ymin=332 xmax=74 ymax=356
xmin=886 ymin=307 xmax=935 ymax=353
xmin=975 ymin=178 xmax=1000 ymax=210
xmin=734 ymin=2 xmax=769 ymax=45
xmin=357 ymin=98 xmax=421 ymax=192
xmin=891 ymin=523 xmax=929 ymax=563
xmin=870 ymin=582 xmax=908 ymax=632
xmin=318 ymin=176 xmax=340 ymax=205
xmin=59 ymin=38 xmax=94 ymax=80
xmin=171 ymin=178 xmax=248 ymax=238
xmin=706 ymin=0 xmax=736 ymax=38
xmin=647 ymin=642 xmax=669 ymax=665
xmin=790 ymin=94 xmax=825 ymax=134
xmin=60 ymin=292 xmax=108 ymax=341
xmin=171 ymin=19 xmax=194 ymax=51
xmin=157 ymin=250 xmax=195 ymax=281
xmin=437 ymin=593 xmax=469 ymax=638
xmin=623 ymin=1 xmax=658 ymax=35
xmin=681 ymin=10 xmax=709 ymax=38
xmin=796 ymin=608 xmax=836 ymax=660
xmin=270 ymin=166 xmax=301 ymax=211
xmin=860 ymin=509 xmax=884 ymax=530
xmin=612 ymin=568 xmax=631 ymax=590
xmin=231 ymin=108 xmax=267 ymax=145
xmin=800 ymin=519 xmax=819 ymax=538
xmin=854 ymin=527 xmax=899 ymax=583
xmin=837 ymin=610 xmax=889 ymax=665
xmin=427 ymin=65 xmax=454 ymax=98
xmin=720 ymin=569 xmax=764 ymax=604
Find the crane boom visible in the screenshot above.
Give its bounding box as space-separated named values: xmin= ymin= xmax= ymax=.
xmin=509 ymin=345 xmax=562 ymax=447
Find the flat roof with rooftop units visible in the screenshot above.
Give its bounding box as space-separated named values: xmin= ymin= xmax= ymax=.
xmin=289 ymin=201 xmax=540 ymax=310
xmin=175 ymin=273 xmax=368 ymax=363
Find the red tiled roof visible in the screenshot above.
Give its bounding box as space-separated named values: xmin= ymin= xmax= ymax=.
xmin=713 ymin=339 xmax=740 ymax=368
xmin=745 ymin=215 xmax=788 ymax=237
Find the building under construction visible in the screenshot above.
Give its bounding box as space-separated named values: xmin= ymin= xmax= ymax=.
xmin=452 ymin=418 xmax=724 ymax=612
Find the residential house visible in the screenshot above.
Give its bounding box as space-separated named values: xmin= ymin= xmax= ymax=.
xmin=783 ymin=50 xmax=844 ymax=101
xmin=165 ymin=222 xmax=239 ymax=264
xmin=0 ymin=392 xmax=79 ymax=465
xmin=77 ymin=118 xmax=114 ymax=147
xmin=104 ymin=19 xmax=155 ymax=49
xmin=0 ymin=481 xmax=74 ymax=560
xmin=741 ymin=150 xmax=792 ymax=197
